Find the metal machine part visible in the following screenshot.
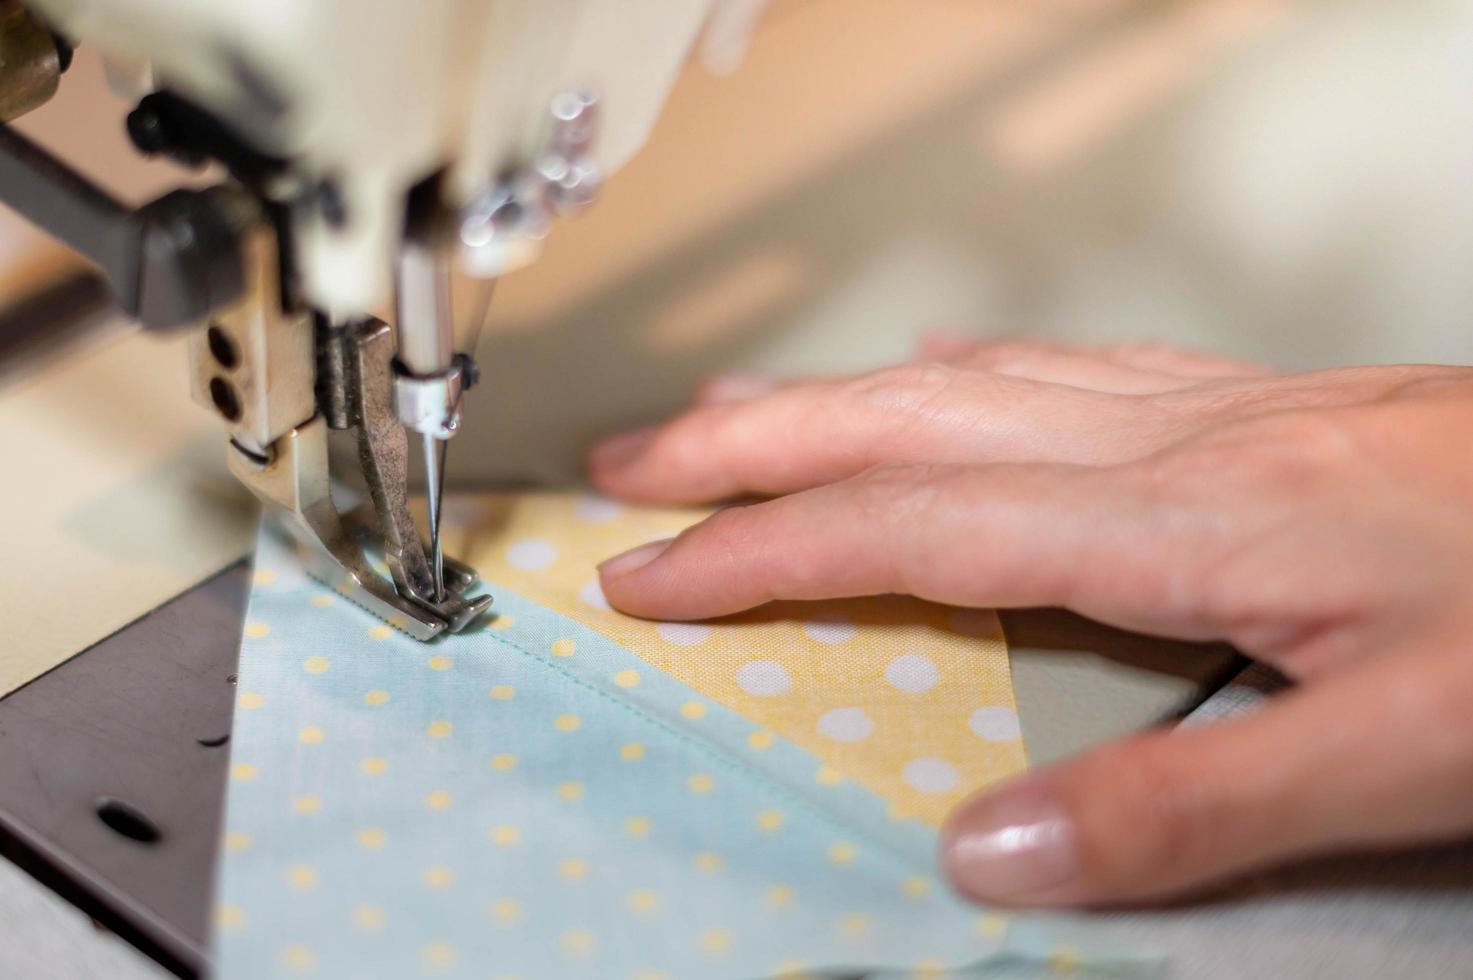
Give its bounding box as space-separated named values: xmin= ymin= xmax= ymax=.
xmin=0 ymin=562 xmax=249 ymax=979
xmin=27 ymin=0 xmax=718 ymax=313
xmin=459 ymin=89 xmax=604 ymax=277
xmin=0 ymin=11 xmax=502 ymax=638
xmin=223 ymin=413 xmax=488 ymax=642
xmin=0 ymin=0 xmax=63 ymax=122
xmin=196 ymin=234 xmax=491 ymax=638
xmin=394 ymin=361 xmax=464 ymax=440
xmin=0 ymin=123 xmax=255 ymax=330
xmin=0 ymin=9 xmax=251 ymax=329
xmin=0 ymin=95 xmax=495 ymax=637
xmin=344 ymin=319 xmax=489 ymax=631
xmin=0 ymin=1 xmax=729 ymax=638
xmin=187 ymin=228 xmax=315 ymax=459
xmin=393 ymin=228 xmax=460 ymax=599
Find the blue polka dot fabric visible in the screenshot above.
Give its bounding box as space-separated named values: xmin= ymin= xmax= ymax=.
xmin=214 ymin=525 xmax=1158 ymax=979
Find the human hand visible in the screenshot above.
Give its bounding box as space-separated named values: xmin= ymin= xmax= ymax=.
xmin=587 ymin=337 xmax=1473 ymax=907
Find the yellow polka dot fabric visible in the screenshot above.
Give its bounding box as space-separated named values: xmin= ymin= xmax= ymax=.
xmin=445 ymin=492 xmax=1026 ymax=826
xmin=217 ymin=511 xmax=1155 ymax=980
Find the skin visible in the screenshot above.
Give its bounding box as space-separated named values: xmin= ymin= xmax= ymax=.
xmin=586 ymin=337 xmax=1473 ymax=908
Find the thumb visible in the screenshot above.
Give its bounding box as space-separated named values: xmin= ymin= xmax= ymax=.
xmin=940 ymin=649 xmax=1473 ymax=906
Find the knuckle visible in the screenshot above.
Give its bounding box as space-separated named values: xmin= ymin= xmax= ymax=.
xmin=852 ymin=464 xmax=924 ymax=526
xmin=692 ymin=502 xmax=805 ymax=602
xmin=1128 ymin=443 xmax=1226 ymax=517
xmin=1075 ymin=740 xmax=1223 ymax=887
xmin=686 ymin=504 xmax=757 ymax=560
xmin=1221 ymin=411 xmax=1361 ymax=482
xmin=854 ymin=462 xmax=948 ymax=512
xmin=847 ymin=362 xmax=966 ymax=414
xmin=1127 ymin=411 xmax=1360 ymax=625
xmin=1149 ymin=408 xmax=1360 ymax=496
xmin=655 ymin=418 xmax=705 ymax=465
xmin=851 ymin=462 xmax=956 ymax=590
xmin=1129 ymin=761 xmax=1220 ymax=879
xmin=644 ymin=417 xmax=734 ymax=490
xmin=1270 ymin=411 xmax=1362 ymax=470
xmin=720 ymin=498 xmax=769 ymax=537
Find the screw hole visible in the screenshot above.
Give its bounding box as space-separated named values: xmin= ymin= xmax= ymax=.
xmin=197 ymin=733 xmax=230 ymax=748
xmin=206 ymin=325 xmax=239 ymax=369
xmin=209 ymin=377 xmax=241 ymax=422
xmin=95 ymin=798 xmax=162 ymax=845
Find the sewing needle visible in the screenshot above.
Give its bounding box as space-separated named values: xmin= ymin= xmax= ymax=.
xmin=423 ymin=432 xmax=447 ymax=602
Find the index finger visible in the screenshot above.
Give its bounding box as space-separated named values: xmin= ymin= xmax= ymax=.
xmin=597 ymin=460 xmax=1222 ymax=640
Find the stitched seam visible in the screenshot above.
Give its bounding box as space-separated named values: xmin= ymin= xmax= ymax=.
xmin=248 ymin=533 xmax=932 ymax=877
xmin=473 ymin=626 xmax=931 ymax=878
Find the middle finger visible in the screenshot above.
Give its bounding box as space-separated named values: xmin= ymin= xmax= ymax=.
xmin=589 ymin=363 xmax=1186 ymax=504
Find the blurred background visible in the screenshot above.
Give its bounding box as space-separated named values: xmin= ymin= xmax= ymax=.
xmin=6 ymin=0 xmax=1473 ymax=489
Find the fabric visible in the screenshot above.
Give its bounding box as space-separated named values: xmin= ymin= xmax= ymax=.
xmin=1178 ymin=663 xmax=1288 ymax=727
xmin=215 ymin=493 xmax=1156 ymax=978
xmin=442 ymin=493 xmax=1025 ymax=828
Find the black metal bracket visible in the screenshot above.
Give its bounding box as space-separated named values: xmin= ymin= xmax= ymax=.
xmin=0 ymin=123 xmax=255 ymax=330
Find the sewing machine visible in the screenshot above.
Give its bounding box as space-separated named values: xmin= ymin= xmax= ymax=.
xmin=0 ymin=5 xmax=1249 ymax=976
xmin=13 ymin=4 xmax=1464 ymax=978
xmin=0 ymin=0 xmax=727 ymax=639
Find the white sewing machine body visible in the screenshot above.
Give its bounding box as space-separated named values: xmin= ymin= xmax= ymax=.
xmin=29 ymin=0 xmax=716 ymax=309
xmin=2 ymin=0 xmax=730 ymax=639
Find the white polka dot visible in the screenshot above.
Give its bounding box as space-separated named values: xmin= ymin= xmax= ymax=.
xmin=817 ymin=708 xmax=873 ymax=743
xmin=574 ymin=496 xmax=623 ymax=524
xmin=505 ymin=538 xmax=557 ymax=571
xmin=948 ymin=609 xmax=996 ymax=636
xmin=579 ymin=578 xmax=611 ymax=612
xmin=736 ymin=660 xmax=791 ymax=697
xmin=656 ymin=622 xmax=713 ymax=646
xmin=903 ymin=757 xmax=959 ymax=793
xmin=885 ymin=653 xmax=939 ymax=693
xmin=969 ymin=706 xmax=1021 ymax=742
xmin=803 ymin=614 xmax=857 ymax=644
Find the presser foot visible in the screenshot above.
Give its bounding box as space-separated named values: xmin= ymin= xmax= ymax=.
xmin=286 ymin=507 xmax=492 ymax=641
xmin=340 ymin=503 xmax=492 ymax=634
xmin=290 ymin=549 xmax=489 ymax=641
xmin=230 ymin=415 xmax=492 ymax=642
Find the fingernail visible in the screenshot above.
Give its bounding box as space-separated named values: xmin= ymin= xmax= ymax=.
xmin=591 ymin=426 xmax=658 ymax=469
xmin=941 ymin=776 xmax=1079 ymax=902
xmin=598 ymin=538 xmax=674 ymax=577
